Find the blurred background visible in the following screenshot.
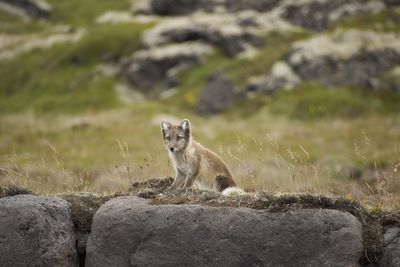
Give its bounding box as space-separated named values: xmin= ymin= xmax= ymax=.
xmin=0 ymin=0 xmax=399 ymax=209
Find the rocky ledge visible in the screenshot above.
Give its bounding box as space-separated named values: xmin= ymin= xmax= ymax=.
xmin=87 ymin=196 xmax=362 ymax=267
xmin=121 ymin=0 xmax=388 ymax=93
xmin=1 ymin=179 xmax=400 ymax=266
xmin=247 ymin=30 xmax=400 ymax=94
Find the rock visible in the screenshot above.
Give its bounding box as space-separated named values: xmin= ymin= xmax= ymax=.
xmin=384 ymin=227 xmax=400 ymax=246
xmin=197 ymin=72 xmax=235 ymax=115
xmin=0 ymin=195 xmax=77 ymax=266
xmin=382 ymin=66 xmax=400 ymax=93
xmin=147 ymin=0 xmax=280 ymax=15
xmin=149 ymin=0 xmax=206 ymax=15
xmin=221 ymin=0 xmax=280 ymax=13
xmin=285 ymin=30 xmax=400 ymax=89
xmin=86 ymin=196 xmax=363 ymax=267
xmin=246 ymin=61 xmax=300 ymax=94
xmin=381 ymin=236 xmax=400 ymax=267
xmin=280 ymin=0 xmax=384 ymax=32
xmin=122 ymin=42 xmax=212 ymax=91
xmin=142 ymin=13 xmax=263 ymax=57
xmin=0 ymin=0 xmax=51 ymax=19
xmin=384 ymin=0 xmax=400 ymax=6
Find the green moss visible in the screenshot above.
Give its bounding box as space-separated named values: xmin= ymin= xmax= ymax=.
xmin=0 ymin=10 xmax=45 ymax=34
xmin=333 ymin=9 xmax=400 ymax=33
xmin=269 ymin=82 xmax=400 ymax=119
xmin=64 ymin=23 xmax=150 ymax=65
xmin=46 ymin=0 xmax=131 ymax=26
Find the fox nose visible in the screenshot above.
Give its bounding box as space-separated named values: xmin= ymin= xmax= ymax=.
xmin=170 ymin=147 xmax=174 ymax=152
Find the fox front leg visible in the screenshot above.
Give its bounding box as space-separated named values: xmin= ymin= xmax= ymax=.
xmin=169 ymin=170 xmax=185 ymax=189
xmin=183 ymin=173 xmax=197 ymax=189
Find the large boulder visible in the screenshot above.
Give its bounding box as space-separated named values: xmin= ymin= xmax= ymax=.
xmin=248 ymin=30 xmax=400 ymax=93
xmin=122 ymin=42 xmax=212 ymax=91
xmin=197 ymin=72 xmax=235 ymax=115
xmin=287 ymin=30 xmax=400 ymax=89
xmin=381 ymin=236 xmax=400 ymax=267
xmin=149 ymin=0 xmax=209 ymax=15
xmin=246 ymin=61 xmax=300 ymax=94
xmin=145 ymin=0 xmax=383 ymax=32
xmin=384 ymin=0 xmax=400 ymax=6
xmin=148 ymin=0 xmax=280 ymax=15
xmin=0 ymin=0 xmax=52 ymax=18
xmin=0 ymin=195 xmax=77 ymax=266
xmin=86 ymin=196 xmax=363 ymax=267
xmin=280 ymin=0 xmax=384 ymax=31
xmin=142 ymin=13 xmax=263 ymax=57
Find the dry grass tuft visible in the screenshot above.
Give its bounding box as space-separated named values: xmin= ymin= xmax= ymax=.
xmin=0 ymin=185 xmax=32 ymax=198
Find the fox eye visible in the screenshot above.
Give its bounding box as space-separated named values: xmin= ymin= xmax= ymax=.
xmin=177 ymin=136 xmax=183 ymax=140
xmin=165 ymin=136 xmax=170 ymax=141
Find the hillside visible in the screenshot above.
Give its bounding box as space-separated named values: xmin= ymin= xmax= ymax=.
xmin=0 ymin=0 xmax=399 ymax=210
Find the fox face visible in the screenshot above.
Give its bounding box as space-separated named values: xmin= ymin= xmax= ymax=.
xmin=160 ymin=119 xmax=191 ymax=153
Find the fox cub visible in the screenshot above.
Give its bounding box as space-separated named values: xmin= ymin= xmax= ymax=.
xmin=161 ymin=119 xmax=242 ymax=195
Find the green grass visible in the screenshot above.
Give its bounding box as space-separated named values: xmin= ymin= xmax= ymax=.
xmin=62 ymin=23 xmax=150 ymax=65
xmin=268 ymin=82 xmax=400 ymax=119
xmin=332 ymin=9 xmax=400 ymax=33
xmin=0 ymin=23 xmax=150 ymax=113
xmin=46 ymin=0 xmax=132 ymax=26
xmin=0 ymin=107 xmax=399 ymax=209
xmin=0 ymin=10 xmax=45 ymax=34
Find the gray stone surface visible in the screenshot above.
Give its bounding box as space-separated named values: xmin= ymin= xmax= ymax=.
xmin=0 ymin=0 xmax=51 ymax=18
xmin=197 ymin=72 xmax=235 ymax=115
xmin=148 ymin=0 xmax=280 ymax=15
xmin=0 ymin=195 xmax=77 ymax=266
xmin=246 ymin=61 xmax=300 ymax=94
xmin=141 ymin=13 xmax=263 ymax=57
xmin=384 ymin=227 xmax=400 ymax=246
xmin=122 ymin=42 xmax=212 ymax=91
xmin=287 ymin=30 xmax=400 ymax=90
xmin=86 ymin=196 xmax=363 ymax=267
xmin=280 ymin=0 xmax=383 ymax=32
xmin=249 ymin=30 xmax=400 ymax=94
xmin=384 ymin=0 xmax=400 ymax=6
xmin=381 ymin=236 xmax=400 ymax=267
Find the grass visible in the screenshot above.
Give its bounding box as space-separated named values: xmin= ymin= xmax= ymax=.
xmin=46 ymin=0 xmax=132 ymax=26
xmin=0 ymin=106 xmax=399 ymax=210
xmin=332 ymin=9 xmax=400 ymax=33
xmin=0 ymin=0 xmax=399 ymax=219
xmin=0 ymin=23 xmax=150 ymax=114
xmin=268 ymin=82 xmax=400 ymax=119
xmin=0 ymin=10 xmax=45 ymax=34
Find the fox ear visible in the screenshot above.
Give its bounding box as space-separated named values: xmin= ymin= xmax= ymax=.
xmin=160 ymin=121 xmax=171 ymax=131
xmin=181 ymin=119 xmax=190 ymax=131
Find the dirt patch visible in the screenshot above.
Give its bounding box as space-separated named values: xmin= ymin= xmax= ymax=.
xmin=60 ymin=193 xmax=115 ymax=232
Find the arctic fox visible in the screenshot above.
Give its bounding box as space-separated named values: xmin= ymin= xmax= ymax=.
xmin=160 ymin=119 xmax=243 ymax=195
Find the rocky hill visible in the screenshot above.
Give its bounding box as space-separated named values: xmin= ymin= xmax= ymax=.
xmin=0 ymin=0 xmax=399 ymax=114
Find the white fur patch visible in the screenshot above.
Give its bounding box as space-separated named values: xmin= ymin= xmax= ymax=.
xmin=221 ymin=187 xmax=246 ymax=197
